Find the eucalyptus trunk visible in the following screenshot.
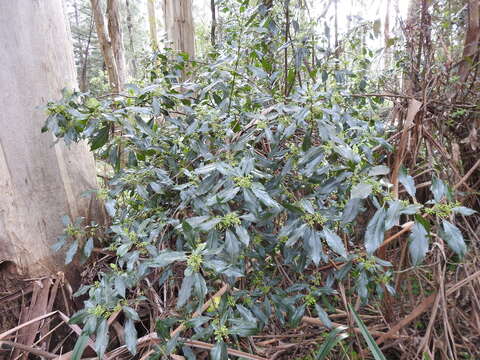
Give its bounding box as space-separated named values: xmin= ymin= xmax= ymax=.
xmin=107 ymin=0 xmax=127 ymax=89
xmin=147 ymin=0 xmax=159 ymax=50
xmin=0 ymin=0 xmax=98 ymax=275
xmin=90 ymin=0 xmax=121 ymax=92
xmin=162 ymin=0 xmax=195 ymax=57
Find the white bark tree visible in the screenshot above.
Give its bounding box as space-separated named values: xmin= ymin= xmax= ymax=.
xmin=162 ymin=0 xmax=195 ymax=58
xmin=0 ymin=0 xmax=99 ymax=275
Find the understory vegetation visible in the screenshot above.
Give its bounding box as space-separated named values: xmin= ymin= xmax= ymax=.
xmin=41 ymin=1 xmax=480 ymax=359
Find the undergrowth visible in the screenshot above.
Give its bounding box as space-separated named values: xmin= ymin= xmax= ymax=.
xmin=43 ymin=1 xmax=476 ymax=359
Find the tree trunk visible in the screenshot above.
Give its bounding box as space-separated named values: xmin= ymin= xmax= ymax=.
xmin=90 ymin=0 xmax=121 ymax=92
xmin=210 ymin=0 xmax=216 ymax=46
xmin=162 ymin=0 xmax=195 ymax=58
xmin=125 ymin=0 xmax=138 ymax=76
xmin=147 ymin=0 xmax=159 ymax=50
xmin=458 ymin=0 xmax=479 ymax=83
xmin=80 ymin=14 xmax=95 ymax=92
xmin=107 ymin=0 xmax=127 ymax=90
xmin=0 ymin=0 xmax=98 ymax=275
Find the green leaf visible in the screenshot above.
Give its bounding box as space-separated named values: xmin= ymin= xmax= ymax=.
xmin=315 ymin=304 xmax=333 ymax=329
xmin=399 ymin=167 xmax=416 ymax=198
xmin=351 ymin=183 xmax=372 ymax=199
xmin=71 ymin=334 xmax=89 ymax=360
xmin=65 ymin=240 xmax=79 ymax=265
xmin=431 ymin=176 xmax=446 ymax=203
xmin=83 ymin=237 xmax=94 ymax=257
xmin=123 ymin=306 xmax=140 ymax=321
xmin=322 ymin=228 xmax=347 ymax=258
xmin=105 ymin=199 xmax=116 ymax=217
xmin=385 ymin=200 xmax=402 ymax=229
xmin=307 ymin=229 xmax=323 ymax=265
xmin=177 ymin=274 xmax=195 ymax=308
xmin=116 ymin=243 xmax=132 ymax=257
xmin=364 ymin=208 xmax=386 ymax=254
xmin=315 ymin=326 xmax=348 ymax=360
xmin=235 ymin=225 xmax=250 ymax=246
xmin=125 ymin=318 xmax=138 ymax=355
xmin=251 ymin=188 xmax=279 ymax=208
xmin=368 ymin=165 xmax=390 ymax=176
xmin=289 ymin=304 xmax=305 ymax=328
xmin=341 ymin=198 xmax=362 ymax=224
xmin=52 ymin=237 xmax=66 ymax=252
xmin=225 ymin=230 xmax=240 ymax=257
xmin=151 ymin=251 xmax=187 ymax=267
xmin=69 ymin=309 xmax=88 ymax=324
xmin=441 ymin=220 xmax=467 ymax=257
xmin=349 ymin=305 xmax=387 ymax=360
xmin=452 ymin=206 xmax=476 ymax=216
xmin=95 ymin=319 xmax=109 ymax=358
xmin=90 ymin=127 xmax=109 ymax=150
xmin=408 ymin=223 xmax=429 ymax=266
xmin=211 ymin=341 xmax=228 ymax=360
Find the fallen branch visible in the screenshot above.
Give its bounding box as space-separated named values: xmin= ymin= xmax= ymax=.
xmin=0 ymin=311 xmax=57 ymax=341
xmin=0 ymin=340 xmax=57 ymax=359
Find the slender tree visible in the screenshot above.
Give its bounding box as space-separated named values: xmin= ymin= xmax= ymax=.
xmin=125 ymin=0 xmax=138 ymax=76
xmin=147 ymin=0 xmax=159 ymax=50
xmin=0 ymin=0 xmax=99 ymax=275
xmin=107 ymin=0 xmax=127 ymax=89
xmin=162 ymin=0 xmax=195 ymax=57
xmin=91 ymin=0 xmax=121 ymax=91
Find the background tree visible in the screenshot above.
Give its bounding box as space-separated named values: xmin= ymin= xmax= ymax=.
xmin=162 ymin=0 xmax=195 ymax=57
xmin=147 ymin=0 xmax=159 ymax=50
xmin=0 ymin=0 xmax=98 ymax=275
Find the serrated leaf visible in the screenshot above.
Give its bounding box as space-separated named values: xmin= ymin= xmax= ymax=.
xmin=83 ymin=237 xmax=94 ymax=257
xmin=95 ymin=319 xmax=108 ymax=358
xmin=385 ymin=200 xmax=402 ymax=229
xmin=408 ymin=223 xmax=429 ymax=266
xmin=225 ymin=229 xmax=240 ymax=257
xmin=151 ymin=251 xmax=187 ymax=267
xmin=65 ymin=240 xmax=79 ymax=264
xmin=115 ymin=276 xmax=126 ymax=298
xmin=125 ymin=318 xmax=137 ymax=355
xmin=315 ymin=303 xmax=333 ymax=329
xmin=431 ymin=176 xmax=446 ymax=203
xmin=399 ymin=167 xmax=416 ymax=197
xmin=211 ymin=341 xmax=228 ymax=360
xmin=364 ymin=208 xmax=386 ymax=254
xmin=177 ymin=274 xmax=195 ymax=308
xmin=105 ymin=199 xmax=116 ymax=217
xmin=351 ymin=183 xmax=372 ymax=199
xmin=251 ymin=188 xmax=280 ymax=208
xmin=235 ymin=225 xmax=250 ymax=246
xmin=441 ymin=220 xmax=467 ymax=257
xmin=307 ymin=229 xmax=323 ymax=265
xmin=368 ymin=165 xmax=390 ymax=176
xmin=322 ymin=228 xmax=347 ymax=258
xmin=116 ymin=243 xmax=131 ymax=257
xmin=52 ymin=237 xmax=66 ymax=252
xmin=123 ymin=306 xmax=140 ymax=321
xmin=341 ymin=198 xmax=362 ymax=224
xmin=90 ymin=127 xmax=109 ymax=150
xmin=452 ymin=206 xmax=476 ymax=216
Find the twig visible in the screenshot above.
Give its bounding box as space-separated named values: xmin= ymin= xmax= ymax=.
xmin=170 ymin=283 xmax=230 ymax=338
xmin=183 ymin=339 xmax=267 ymax=360
xmin=454 ymin=158 xmax=480 ymax=190
xmin=0 ymin=311 xmax=57 ymax=340
xmin=0 ymin=340 xmax=57 ymax=359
